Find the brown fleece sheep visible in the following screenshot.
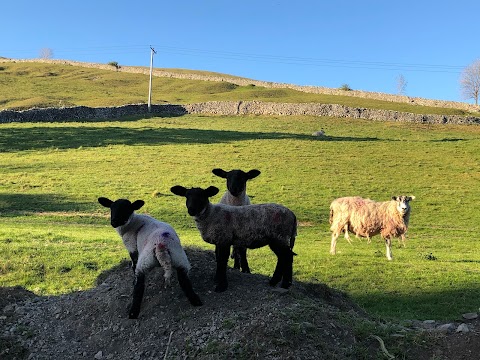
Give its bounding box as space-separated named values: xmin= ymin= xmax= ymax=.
xmin=329 ymin=195 xmax=415 ymax=260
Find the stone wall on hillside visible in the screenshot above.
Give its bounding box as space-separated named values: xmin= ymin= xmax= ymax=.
xmin=2 ymin=58 xmax=479 ymax=113
xmin=1 ymin=101 xmax=479 ymax=125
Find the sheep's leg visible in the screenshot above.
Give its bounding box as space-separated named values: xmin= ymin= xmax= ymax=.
xmin=176 ymin=267 xmax=203 ymax=306
xmin=215 ymin=246 xmax=231 ymax=276
xmin=330 ymin=231 xmax=339 ymax=255
xmin=385 ymin=237 xmax=393 ymax=260
xmin=129 ymin=251 xmax=138 ymax=273
xmin=399 ymin=234 xmax=407 ymax=248
xmin=268 ymin=243 xmax=284 ymax=287
xmin=129 ymin=272 xmax=145 ymax=319
xmin=231 ymin=247 xmax=241 ymax=270
xmin=343 ymin=225 xmax=353 ymax=244
xmin=280 ymin=248 xmax=294 ymax=289
xmin=128 ymin=250 xmax=158 ymax=319
xmin=214 ymin=244 xmax=230 ymax=292
xmin=236 ymin=247 xmax=250 ymax=273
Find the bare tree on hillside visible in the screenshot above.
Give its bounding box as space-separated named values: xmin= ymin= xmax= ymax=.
xmin=396 ymin=74 xmax=407 ymax=95
xmin=460 ymin=59 xmax=480 ymax=105
xmin=39 ymin=48 xmax=54 ymax=59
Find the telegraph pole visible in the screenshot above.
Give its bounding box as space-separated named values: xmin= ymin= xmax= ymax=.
xmin=148 ymin=46 xmax=157 ymax=113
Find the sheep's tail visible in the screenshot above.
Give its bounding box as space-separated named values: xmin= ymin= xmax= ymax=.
xmin=290 ymin=213 xmax=298 ymax=256
xmin=154 ymin=232 xmax=173 ymax=287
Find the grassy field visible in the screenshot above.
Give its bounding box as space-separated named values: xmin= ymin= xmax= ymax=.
xmin=1 ymin=114 xmax=479 ymax=322
xmin=0 ymin=61 xmax=476 ymax=116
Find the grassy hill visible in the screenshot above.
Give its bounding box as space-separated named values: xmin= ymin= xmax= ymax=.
xmin=0 ymin=60 xmax=476 ymax=116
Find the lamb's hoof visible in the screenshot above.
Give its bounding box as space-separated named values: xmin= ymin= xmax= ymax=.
xmin=272 ymin=287 xmax=289 ymax=294
xmin=128 ymin=311 xmax=139 ymax=319
xmin=269 ymin=278 xmax=281 ymax=287
xmin=189 ymin=294 xmax=203 ymax=306
xmin=281 ymin=281 xmax=292 ymax=289
xmin=214 ymin=283 xmax=228 ymax=293
xmin=241 ymin=268 xmax=251 ymax=274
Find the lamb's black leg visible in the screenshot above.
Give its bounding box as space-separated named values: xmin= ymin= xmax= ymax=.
xmin=176 ymin=267 xmax=203 ymax=306
xmin=268 ymin=244 xmax=284 ymax=287
xmin=231 ymin=247 xmax=241 ymax=270
xmin=280 ymin=249 xmax=294 ymax=289
xmin=237 ymin=247 xmax=250 ymax=273
xmin=129 ymin=272 xmax=145 ymax=319
xmin=215 ymin=244 xmax=230 ymax=292
xmin=214 ymin=245 xmax=230 ymax=281
xmin=129 ymin=251 xmax=138 ymax=274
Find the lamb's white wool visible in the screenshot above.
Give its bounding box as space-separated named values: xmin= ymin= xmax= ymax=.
xmin=171 ymin=185 xmax=297 ymax=293
xmin=98 ymin=197 xmax=202 ymax=319
xmin=114 ymin=212 xmax=191 ymax=277
xmin=212 ymin=168 xmax=261 ymax=272
xmin=329 ymin=195 xmax=415 ymax=260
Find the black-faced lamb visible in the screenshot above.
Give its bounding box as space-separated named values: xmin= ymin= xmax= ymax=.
xmin=98 ymin=197 xmax=202 ymax=319
xmin=170 ymin=185 xmax=297 ymax=292
xmin=212 ymin=168 xmax=261 ymax=273
xmin=329 ymin=195 xmax=415 ymax=260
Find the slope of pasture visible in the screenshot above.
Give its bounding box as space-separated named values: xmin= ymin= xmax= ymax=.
xmin=0 ymin=114 xmax=479 ymax=322
xmin=0 ymin=61 xmax=473 ymax=116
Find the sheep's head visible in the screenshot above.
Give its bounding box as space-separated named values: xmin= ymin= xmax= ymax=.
xmin=212 ymin=168 xmax=261 ymax=197
xmin=171 ymin=186 xmax=219 ymax=216
xmin=98 ymin=197 xmax=145 ymax=228
xmin=392 ymin=195 xmax=415 ymax=216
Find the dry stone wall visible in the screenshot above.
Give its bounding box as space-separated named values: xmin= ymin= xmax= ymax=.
xmin=1 ymin=101 xmax=479 ymax=125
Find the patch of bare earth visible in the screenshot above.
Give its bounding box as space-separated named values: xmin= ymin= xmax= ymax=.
xmin=1 ymin=247 xmax=478 ymax=359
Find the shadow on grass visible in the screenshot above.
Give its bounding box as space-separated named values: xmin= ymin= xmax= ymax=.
xmin=0 ymin=193 xmax=92 ymax=214
xmin=0 ymin=126 xmax=381 ymax=152
xmin=354 ymin=286 xmax=480 ymax=320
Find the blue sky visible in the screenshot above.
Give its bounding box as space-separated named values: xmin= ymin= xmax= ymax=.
xmin=2 ymin=1 xmax=479 ymax=102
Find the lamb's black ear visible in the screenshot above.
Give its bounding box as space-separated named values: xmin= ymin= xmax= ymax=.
xmin=98 ymin=197 xmax=113 ymax=208
xmin=171 ymin=185 xmax=187 ymax=197
xmin=408 ymin=196 xmax=416 ymax=201
xmin=205 ymin=186 xmax=219 ymax=197
xmin=247 ymin=169 xmax=261 ymax=179
xmin=212 ymin=168 xmax=228 ymax=178
xmin=392 ymin=196 xmax=398 ymax=201
xmin=132 ymin=200 xmax=145 ymax=210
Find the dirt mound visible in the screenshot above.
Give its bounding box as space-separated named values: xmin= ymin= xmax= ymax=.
xmin=2 ymin=247 xmax=478 ymax=359
xmin=1 ymin=247 xmax=375 ymax=359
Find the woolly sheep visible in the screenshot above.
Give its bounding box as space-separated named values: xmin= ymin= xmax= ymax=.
xmin=170 ymin=185 xmax=297 ymax=292
xmin=212 ymin=168 xmax=261 ymax=273
xmin=329 ymin=195 xmax=415 ymax=260
xmin=98 ymin=197 xmax=202 ymax=319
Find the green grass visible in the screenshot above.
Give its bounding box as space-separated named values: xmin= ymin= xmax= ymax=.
xmin=1 ymin=114 xmax=479 ymax=322
xmin=0 ymin=61 xmax=475 ymax=116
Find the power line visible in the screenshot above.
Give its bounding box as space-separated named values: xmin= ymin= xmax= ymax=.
xmin=3 ymin=44 xmax=467 ymax=74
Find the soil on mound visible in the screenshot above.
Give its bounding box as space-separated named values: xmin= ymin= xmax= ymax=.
xmin=0 ymin=247 xmax=478 ymax=359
